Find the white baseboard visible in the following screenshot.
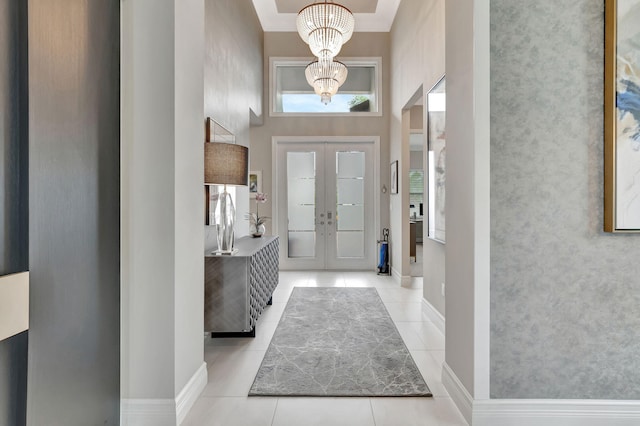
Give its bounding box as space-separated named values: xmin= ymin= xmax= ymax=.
xmin=400 ymin=276 xmax=413 ymax=287
xmin=409 ymin=276 xmax=423 ymax=289
xmin=473 ymin=399 xmax=640 ymax=426
xmin=421 ymin=298 xmax=445 ymax=335
xmin=442 ymin=362 xmax=473 ymax=425
xmin=391 ymin=266 xmax=402 ymax=284
xmin=121 ymin=399 xmax=176 ymax=426
xmin=391 ymin=266 xmax=420 ymax=289
xmin=121 ymin=362 xmax=207 ymax=426
xmin=177 ymin=362 xmax=208 ymax=424
xmin=442 ymin=362 xmax=640 ymax=426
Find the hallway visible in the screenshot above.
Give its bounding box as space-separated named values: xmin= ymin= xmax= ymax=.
xmin=183 ymin=271 xmax=466 ymax=426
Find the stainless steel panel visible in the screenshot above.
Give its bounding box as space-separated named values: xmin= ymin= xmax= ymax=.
xmin=205 ymin=256 xmax=249 ymax=332
xmin=27 ymin=1 xmax=120 ymax=424
xmin=0 ymin=0 xmax=28 ymax=423
xmin=0 ymin=0 xmax=28 ymax=277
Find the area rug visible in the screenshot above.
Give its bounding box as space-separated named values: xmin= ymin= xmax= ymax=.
xmin=249 ymin=287 xmax=431 ymax=397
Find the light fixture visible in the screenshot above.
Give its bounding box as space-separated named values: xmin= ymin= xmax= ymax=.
xmin=205 ymin=140 xmax=248 ymax=254
xmin=305 ymin=59 xmax=348 ymax=105
xmin=297 ymin=1 xmax=355 ymax=61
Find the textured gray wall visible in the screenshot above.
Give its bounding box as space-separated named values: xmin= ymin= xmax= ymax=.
xmin=491 ymin=0 xmax=640 ymax=398
xmin=0 ymin=0 xmax=28 ymax=424
xmin=204 ymin=0 xmax=263 ymax=243
xmin=27 ymin=1 xmax=120 ymax=424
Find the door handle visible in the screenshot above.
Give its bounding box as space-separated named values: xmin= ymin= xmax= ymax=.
xmin=328 ymin=221 xmax=332 ymax=225
xmin=320 ymin=221 xmax=325 ymax=225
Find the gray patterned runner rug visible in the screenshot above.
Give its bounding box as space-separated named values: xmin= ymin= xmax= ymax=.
xmin=249 ymin=287 xmax=431 ymax=397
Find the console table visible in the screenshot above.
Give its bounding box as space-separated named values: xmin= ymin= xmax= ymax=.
xmin=204 ymin=236 xmax=279 ymax=337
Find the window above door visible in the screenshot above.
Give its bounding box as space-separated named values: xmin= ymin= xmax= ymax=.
xmin=270 ymin=58 xmax=382 ymax=117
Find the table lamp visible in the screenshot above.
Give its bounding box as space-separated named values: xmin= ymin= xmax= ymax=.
xmin=205 ymin=141 xmax=248 ymax=254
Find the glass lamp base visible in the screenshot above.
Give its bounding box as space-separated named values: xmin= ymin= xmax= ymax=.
xmin=213 ymin=187 xmax=235 ymax=252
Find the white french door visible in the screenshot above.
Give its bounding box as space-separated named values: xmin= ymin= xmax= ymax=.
xmin=276 ymin=140 xmax=376 ymax=270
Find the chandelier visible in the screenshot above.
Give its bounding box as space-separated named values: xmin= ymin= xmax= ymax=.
xmin=297 ymin=1 xmax=355 ymax=104
xmin=297 ymin=1 xmax=354 ymax=61
xmin=305 ymin=59 xmax=348 ymax=105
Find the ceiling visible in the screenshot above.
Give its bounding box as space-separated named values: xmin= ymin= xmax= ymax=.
xmin=252 ymin=0 xmax=402 ymax=32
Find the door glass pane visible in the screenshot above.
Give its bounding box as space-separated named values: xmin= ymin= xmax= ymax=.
xmin=288 ymin=178 xmax=315 ymax=204
xmin=337 ymin=178 xmax=364 ymax=204
xmin=288 ymin=232 xmax=316 ymax=258
xmin=337 ymin=232 xmax=364 ymax=258
xmin=336 ymin=205 xmax=364 ymax=230
xmin=289 ymin=205 xmax=316 ymax=230
xmin=287 ymin=152 xmax=316 ymax=258
xmin=337 ymin=151 xmax=365 ymax=177
xmin=288 ymin=152 xmax=316 ymax=178
xmin=335 ymin=151 xmax=365 ymax=258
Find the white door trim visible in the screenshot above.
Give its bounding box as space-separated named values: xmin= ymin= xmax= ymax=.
xmin=272 ymin=136 xmax=380 ymax=270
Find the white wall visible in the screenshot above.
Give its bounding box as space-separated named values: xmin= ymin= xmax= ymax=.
xmin=122 ymin=0 xmax=177 ymax=400
xmin=390 ymin=0 xmax=446 ymax=299
xmin=392 ymin=0 xmax=491 ymax=412
xmin=121 ymin=0 xmax=205 ymax=423
xmin=445 ymin=0 xmax=491 ymax=403
xmin=174 ymin=0 xmax=206 ymax=396
xmin=410 ymin=149 xmax=423 ymax=169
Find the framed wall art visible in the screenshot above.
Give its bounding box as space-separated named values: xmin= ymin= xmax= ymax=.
xmin=427 ymin=76 xmax=446 ymax=243
xmin=249 ymin=170 xmax=262 ymax=198
xmin=390 ymin=161 xmax=398 ymax=194
xmin=604 ymin=0 xmax=640 ymax=232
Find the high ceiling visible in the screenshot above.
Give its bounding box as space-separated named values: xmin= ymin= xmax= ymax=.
xmin=252 ymin=0 xmax=401 ymax=32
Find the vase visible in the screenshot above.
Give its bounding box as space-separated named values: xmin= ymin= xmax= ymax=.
xmin=250 ymin=223 xmax=265 ymax=238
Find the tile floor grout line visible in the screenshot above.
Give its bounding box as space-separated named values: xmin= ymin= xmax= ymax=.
xmin=270 ymin=398 xmax=280 ymax=426
xmin=369 ymin=398 xmax=379 ymax=426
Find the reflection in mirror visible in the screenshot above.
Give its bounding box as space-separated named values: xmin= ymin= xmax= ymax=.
xmin=426 ymin=77 xmax=446 ymax=243
xmin=409 ymin=98 xmax=424 ymax=277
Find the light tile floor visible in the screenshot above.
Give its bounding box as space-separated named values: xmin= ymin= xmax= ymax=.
xmin=411 ymin=243 xmax=423 ymax=277
xmin=182 ymin=271 xmax=468 ymax=426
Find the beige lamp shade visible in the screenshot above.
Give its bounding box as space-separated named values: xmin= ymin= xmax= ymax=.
xmin=204 ymin=142 xmax=249 ymax=186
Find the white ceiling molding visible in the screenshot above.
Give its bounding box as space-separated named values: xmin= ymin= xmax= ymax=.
xmin=276 ymin=0 xmax=378 ymax=13
xmin=252 ymin=0 xmax=401 ymax=32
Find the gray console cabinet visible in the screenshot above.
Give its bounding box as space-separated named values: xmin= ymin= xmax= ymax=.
xmin=204 ymin=236 xmax=279 ymax=336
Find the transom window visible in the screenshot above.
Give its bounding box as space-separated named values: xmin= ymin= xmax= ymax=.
xmin=270 ymin=58 xmax=381 ymax=116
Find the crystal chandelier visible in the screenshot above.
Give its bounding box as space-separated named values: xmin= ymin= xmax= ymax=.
xmin=297 ymin=1 xmax=355 ymax=61
xmin=305 ymin=59 xmax=348 ymax=105
xmin=297 ymin=1 xmax=354 ymax=104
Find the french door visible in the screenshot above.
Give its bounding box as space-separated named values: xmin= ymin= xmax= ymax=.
xmin=276 ymin=141 xmax=376 ymax=270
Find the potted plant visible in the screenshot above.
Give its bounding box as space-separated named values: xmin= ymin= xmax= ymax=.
xmin=246 ymin=192 xmax=269 ymax=237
